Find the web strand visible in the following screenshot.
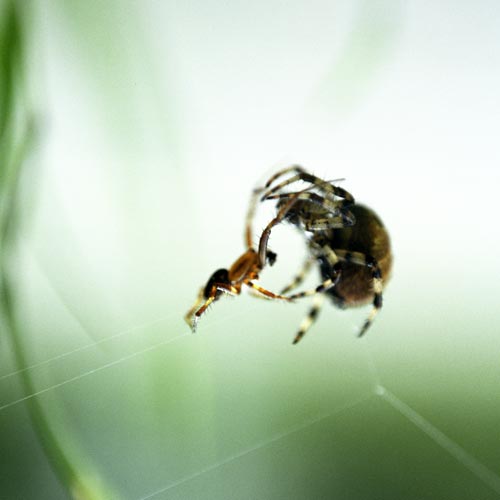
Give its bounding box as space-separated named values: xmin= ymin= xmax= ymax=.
xmin=359 ymin=343 xmax=500 ymax=495
xmin=0 ymin=312 xmax=179 ymax=382
xmin=138 ymin=393 xmax=375 ymax=500
xmin=377 ymin=386 xmax=500 ymax=495
xmin=0 ymin=303 xmax=262 ymax=412
xmin=0 ymin=332 xmax=188 ymax=412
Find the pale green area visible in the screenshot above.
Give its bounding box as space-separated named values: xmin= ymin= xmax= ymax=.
xmin=1 ymin=1 xmax=500 ymax=499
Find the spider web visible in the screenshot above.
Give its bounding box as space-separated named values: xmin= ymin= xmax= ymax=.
xmin=1 ymin=253 xmax=500 ymax=500
xmin=2 ymin=2 xmax=500 ymax=497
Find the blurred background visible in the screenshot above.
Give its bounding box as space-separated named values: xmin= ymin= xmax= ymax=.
xmin=1 ymin=0 xmax=500 ymax=498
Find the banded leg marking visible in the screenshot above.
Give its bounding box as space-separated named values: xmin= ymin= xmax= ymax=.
xmin=246 ymin=281 xmax=294 ymax=301
xmin=280 ymin=257 xmax=314 ymax=295
xmin=264 ymin=165 xmax=306 ymax=188
xmin=286 ymin=261 xmax=342 ymax=300
xmin=358 ymin=271 xmax=383 ymax=337
xmin=304 ymin=215 xmax=355 ymax=231
xmin=262 ymin=171 xmax=354 ymax=203
xmin=292 ymin=294 xmax=325 ymax=344
xmin=264 ymin=192 xmax=354 ymax=217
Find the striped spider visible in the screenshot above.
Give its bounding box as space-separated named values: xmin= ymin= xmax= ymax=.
xmin=260 ymin=166 xmax=392 ymax=344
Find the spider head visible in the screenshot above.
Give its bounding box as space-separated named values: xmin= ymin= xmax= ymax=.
xmin=203 ymin=268 xmax=233 ymax=299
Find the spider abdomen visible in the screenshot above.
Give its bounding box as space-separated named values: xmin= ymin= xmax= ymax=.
xmin=316 ymin=204 xmax=392 ymax=308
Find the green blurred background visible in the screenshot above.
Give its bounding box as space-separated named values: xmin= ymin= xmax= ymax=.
xmin=1 ymin=1 xmax=499 ymax=499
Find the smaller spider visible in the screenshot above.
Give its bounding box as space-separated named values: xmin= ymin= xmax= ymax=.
xmin=184 ymin=187 xmax=302 ymax=331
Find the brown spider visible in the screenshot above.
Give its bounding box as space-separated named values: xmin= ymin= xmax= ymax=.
xmin=184 ymin=185 xmax=305 ymax=331
xmin=259 ymin=165 xmax=392 ymax=344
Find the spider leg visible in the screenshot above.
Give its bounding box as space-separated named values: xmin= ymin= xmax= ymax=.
xmin=246 ymin=281 xmax=294 ymax=301
xmin=261 ymin=171 xmax=354 ymax=204
xmin=263 ymin=192 xmax=354 ymax=218
xmin=245 ymin=170 xmax=319 ymax=251
xmin=334 ymin=250 xmax=384 ymax=337
xmin=263 ymin=192 xmax=356 ymax=232
xmin=247 ymin=282 xmax=293 ymax=300
xmin=280 ymin=257 xmax=314 ymax=294
xmin=245 ymin=185 xmax=265 ymax=248
xmin=292 ymin=294 xmax=325 ymax=344
xmin=358 ymin=262 xmax=383 ymax=337
xmin=184 ymin=287 xmax=204 ymax=328
xmin=247 ymin=165 xmax=309 ymax=247
xmin=286 ymin=261 xmax=342 ymax=299
xmin=304 ymin=217 xmax=354 ymax=231
xmin=263 ymin=165 xmax=306 ymax=188
xmin=279 ymin=245 xmax=341 ymax=299
xmin=257 ymin=191 xmax=301 ymax=266
xmin=188 ymin=283 xmax=239 ymax=332
xmin=189 ymin=287 xmax=218 ymax=332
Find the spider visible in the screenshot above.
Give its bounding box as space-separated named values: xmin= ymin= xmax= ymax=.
xmin=260 ymin=165 xmax=392 ymax=344
xmin=184 ymin=169 xmax=355 ymax=332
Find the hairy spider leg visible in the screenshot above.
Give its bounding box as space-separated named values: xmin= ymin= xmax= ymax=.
xmin=245 ymin=186 xmax=265 ymax=249
xmin=292 ymin=294 xmax=325 ymax=345
xmin=191 ymin=288 xmax=217 ymax=332
xmin=190 ymin=283 xmax=239 ymax=332
xmin=263 ymin=191 xmax=356 ymax=229
xmin=248 ymin=166 xmax=349 ymax=250
xmin=245 ymin=177 xmax=323 ymax=249
xmin=248 ymin=164 xmax=315 ymax=244
xmin=279 ymin=257 xmax=314 ymax=294
xmin=184 ymin=287 xmax=204 ymax=328
xmin=333 ymin=249 xmax=384 ymax=337
xmin=257 ymin=190 xmax=304 ymax=266
xmin=286 ymin=261 xmax=342 ymax=300
xmin=263 ymin=164 xmax=347 ymax=194
xmin=245 ymin=281 xmax=294 ymax=301
xmin=264 ymin=191 xmax=353 ymax=213
xmin=263 ymin=165 xmax=307 ymax=188
xmin=262 ymin=170 xmax=354 ymax=204
xmin=278 ymin=241 xmax=341 ymax=301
